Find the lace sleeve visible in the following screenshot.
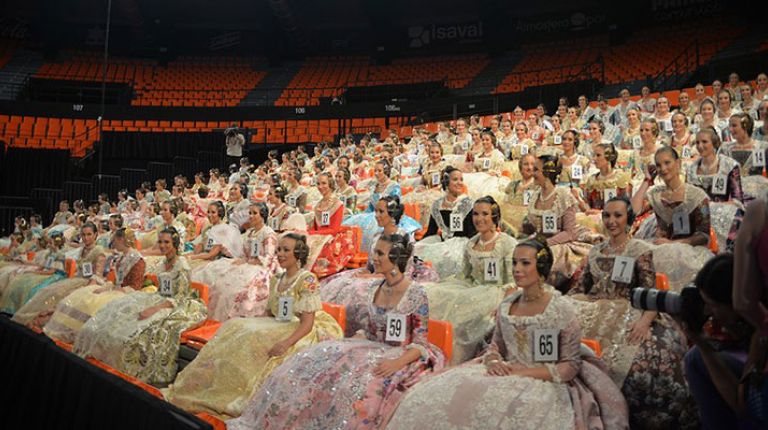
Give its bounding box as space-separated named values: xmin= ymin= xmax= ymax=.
xmin=546 ymin=304 xmax=582 ymax=384
xmin=485 ymin=311 xmax=507 ymax=361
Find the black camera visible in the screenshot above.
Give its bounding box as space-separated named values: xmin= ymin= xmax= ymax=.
xmin=224 ymin=127 xmax=238 ymax=137
xmin=630 ymin=285 xmax=707 ymax=332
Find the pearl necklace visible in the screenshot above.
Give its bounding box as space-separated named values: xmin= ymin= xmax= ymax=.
xmin=539 ymin=188 xmax=556 ymax=202
xmin=477 ymin=232 xmax=499 ymax=247
xmin=699 ymin=156 xmax=719 ymax=175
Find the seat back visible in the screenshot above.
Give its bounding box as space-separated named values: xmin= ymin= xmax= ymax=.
xmin=65 ymin=258 xmax=77 ymax=278
xmin=581 ymin=338 xmax=602 ymax=358
xmin=322 ymin=302 xmax=346 ymax=332
xmin=427 ymin=319 xmax=453 ymax=361
xmin=655 ymin=272 xmax=670 ymax=291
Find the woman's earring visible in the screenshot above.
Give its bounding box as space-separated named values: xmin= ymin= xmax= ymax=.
xmin=390 ymin=268 xmax=399 ymax=277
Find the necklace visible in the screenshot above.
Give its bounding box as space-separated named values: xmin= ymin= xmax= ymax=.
xmin=540 ymin=188 xmax=556 ymax=202
xmin=605 ymin=237 xmax=629 ymax=254
xmin=522 ymin=286 xmax=545 ymax=302
xmin=477 ymin=231 xmax=499 ymax=247
xmin=700 ymin=156 xmax=718 ymax=174
xmin=669 ymin=181 xmax=685 ymax=194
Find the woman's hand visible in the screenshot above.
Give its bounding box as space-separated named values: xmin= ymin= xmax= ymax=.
xmin=653 ymin=238 xmax=671 ymax=245
xmin=627 ymin=319 xmax=652 ymax=345
xmin=486 ymin=361 xmax=523 ymax=376
xmin=268 ymin=340 xmax=291 ymax=357
xmin=373 ymin=358 xmax=404 ymax=378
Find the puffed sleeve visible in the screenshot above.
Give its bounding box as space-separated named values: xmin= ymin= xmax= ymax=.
xmin=293 ymin=272 xmax=322 ymax=315
xmin=545 ymin=301 xmax=582 ymax=384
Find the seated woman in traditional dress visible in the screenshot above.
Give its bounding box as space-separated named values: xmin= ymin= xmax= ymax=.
xmin=43 ymin=227 xmax=146 ymax=344
xmin=0 ymin=233 xmax=67 ymax=311
xmin=165 ymin=233 xmax=343 ymax=419
xmin=75 ymin=227 xmax=207 ymax=385
xmin=139 ymin=200 xmax=186 ymax=272
xmin=414 ymin=166 xmax=476 ymax=280
xmin=322 ymin=195 xmax=436 ymax=305
xmin=387 ymin=239 xmax=628 ymax=430
xmin=266 ymin=185 xmax=298 ymax=232
xmin=193 ymin=201 xmax=280 ymax=321
xmin=556 ymin=130 xmax=591 ymax=188
xmin=472 ymin=132 xmax=506 ymax=175
xmin=686 ymin=127 xmax=745 ymax=253
xmin=227 ymin=233 xmax=444 ymax=430
xmin=691 ymin=98 xmax=721 ymax=137
xmin=284 ymin=168 xmax=308 ymax=213
xmin=629 ymin=118 xmax=663 ymax=190
xmin=334 ymin=167 xmax=358 ymax=216
xmin=343 ymin=159 xmax=421 ymax=252
xmin=668 ymin=111 xmax=698 ymax=162
xmin=573 ymin=144 xmax=632 ymax=212
xmin=718 ymin=112 xmax=768 ymax=200
xmin=421 ymin=196 xmax=517 ymax=364
xmin=631 ymin=146 xmax=714 ymax=291
xmin=523 ymin=155 xmax=591 ymax=292
xmin=498 ymin=154 xmax=540 ymax=236
xmin=618 ymin=108 xmax=642 ymax=150
xmin=224 ymin=202 xmax=280 ymax=318
xmin=12 ymin=222 xmax=108 ymax=330
xmin=564 ymin=197 xmax=697 ymax=429
xmin=402 ymin=142 xmax=447 ymax=227
xmin=306 ymin=172 xmax=355 ymax=278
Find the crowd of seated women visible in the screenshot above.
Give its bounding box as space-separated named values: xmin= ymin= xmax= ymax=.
xmin=1 ymin=71 xmax=767 ymax=429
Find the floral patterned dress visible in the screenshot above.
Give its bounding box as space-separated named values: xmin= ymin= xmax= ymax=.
xmin=227 ymin=281 xmax=444 ymax=429
xmin=387 ymin=289 xmax=629 ymax=430
xmin=565 ymin=240 xmax=698 ymax=429
xmin=164 ymin=270 xmax=342 ymax=419
xmin=191 ymin=223 xmax=278 ymax=321
xmin=224 ymin=225 xmax=279 ymax=319
xmin=308 ymin=200 xmax=356 ymax=278
xmin=74 ymin=256 xmax=207 ymax=385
